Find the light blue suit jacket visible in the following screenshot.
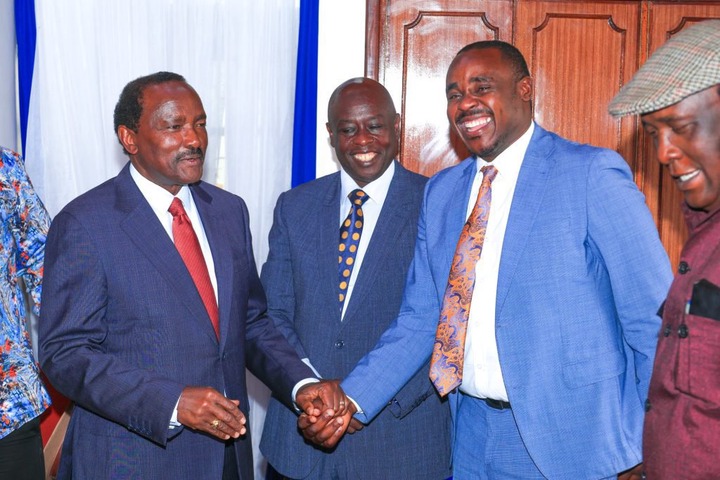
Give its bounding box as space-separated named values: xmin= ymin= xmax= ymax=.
xmin=260 ymin=163 xmax=451 ymax=479
xmin=342 ymin=126 xmax=673 ymax=479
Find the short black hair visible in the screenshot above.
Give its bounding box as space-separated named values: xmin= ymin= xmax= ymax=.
xmin=457 ymin=40 xmax=530 ymax=81
xmin=113 ymin=72 xmax=187 ymax=152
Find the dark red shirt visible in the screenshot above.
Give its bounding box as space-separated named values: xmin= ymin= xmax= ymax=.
xmin=644 ymin=203 xmax=720 ymax=479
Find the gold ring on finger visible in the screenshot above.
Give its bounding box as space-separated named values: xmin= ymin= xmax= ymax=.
xmin=211 ymin=419 xmax=220 ymax=429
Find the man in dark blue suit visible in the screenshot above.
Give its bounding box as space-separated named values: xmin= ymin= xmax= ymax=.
xmin=260 ymin=78 xmax=451 ymax=479
xmin=300 ymin=42 xmax=673 ymax=480
xmin=38 ymin=72 xmax=344 ymax=480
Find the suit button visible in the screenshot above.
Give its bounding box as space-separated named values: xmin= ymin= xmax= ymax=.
xmin=678 ymin=324 xmax=689 ymax=338
xmin=663 ymin=325 xmax=672 ymax=337
xmin=645 ymin=399 xmax=652 ymax=412
xmin=678 ymin=261 xmax=690 ymax=274
xmin=335 ymin=340 xmax=344 ymax=349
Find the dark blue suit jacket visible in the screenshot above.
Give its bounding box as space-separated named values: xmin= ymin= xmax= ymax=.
xmin=260 ymin=162 xmax=451 ymax=479
xmin=39 ymin=164 xmax=314 ymax=480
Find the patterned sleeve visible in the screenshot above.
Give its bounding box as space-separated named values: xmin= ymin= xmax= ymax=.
xmin=2 ymin=148 xmax=51 ymax=315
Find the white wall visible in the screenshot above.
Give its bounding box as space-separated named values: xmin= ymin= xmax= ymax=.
xmin=316 ymin=0 xmax=366 ymax=177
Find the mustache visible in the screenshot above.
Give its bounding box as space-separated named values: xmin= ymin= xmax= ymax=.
xmin=456 ymin=108 xmax=492 ymax=122
xmin=175 ymin=147 xmax=204 ymax=162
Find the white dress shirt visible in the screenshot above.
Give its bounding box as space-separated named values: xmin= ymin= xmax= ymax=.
xmin=338 ymin=161 xmax=395 ymax=319
xmin=460 ymin=122 xmax=534 ymax=401
xmin=130 ymin=165 xmax=218 ymax=300
xmin=297 ymin=161 xmax=396 ymax=398
xmin=130 ymin=164 xmax=219 ymax=427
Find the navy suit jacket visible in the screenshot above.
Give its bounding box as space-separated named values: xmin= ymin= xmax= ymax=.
xmin=260 ymin=163 xmax=451 ymax=479
xmin=342 ymin=126 xmax=674 ymax=479
xmin=39 ymin=164 xmax=315 ymax=480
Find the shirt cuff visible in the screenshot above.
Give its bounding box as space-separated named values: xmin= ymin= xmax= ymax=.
xmin=169 ymin=396 xmax=181 ymax=429
xmin=348 ymin=395 xmax=363 ymax=415
xmin=301 ymin=357 xmax=322 ymax=378
xmin=292 ymin=377 xmax=320 ymax=411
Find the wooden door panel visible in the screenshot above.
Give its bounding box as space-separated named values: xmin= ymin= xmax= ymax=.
xmin=375 ymin=0 xmax=513 ymax=175
xmin=514 ymin=1 xmax=641 ymax=167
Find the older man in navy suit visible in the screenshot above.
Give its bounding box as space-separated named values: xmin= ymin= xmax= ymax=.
xmin=38 ymin=72 xmax=344 ymax=480
xmin=301 ymin=42 xmax=673 ymax=480
xmin=260 ymin=78 xmax=450 ymax=479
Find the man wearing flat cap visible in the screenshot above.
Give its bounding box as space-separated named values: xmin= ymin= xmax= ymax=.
xmin=610 ymin=19 xmax=720 ymax=480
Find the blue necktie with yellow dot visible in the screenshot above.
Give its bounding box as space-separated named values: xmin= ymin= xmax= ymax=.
xmin=338 ymin=189 xmax=369 ymax=308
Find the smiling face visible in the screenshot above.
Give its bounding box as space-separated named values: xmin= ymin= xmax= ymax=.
xmin=117 ymin=81 xmax=208 ymax=195
xmin=641 ymin=85 xmax=720 ymax=212
xmin=445 ymin=47 xmax=533 ymax=162
xmin=326 ymin=79 xmax=400 ymax=187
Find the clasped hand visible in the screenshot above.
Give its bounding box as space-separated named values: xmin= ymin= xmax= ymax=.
xmin=295 ymin=380 xmax=363 ymax=449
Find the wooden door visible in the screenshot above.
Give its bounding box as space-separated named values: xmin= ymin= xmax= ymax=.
xmin=366 ymin=0 xmax=720 ymax=269
xmin=514 ymin=1 xmax=641 ymax=165
xmin=367 ymin=0 xmax=513 ymax=176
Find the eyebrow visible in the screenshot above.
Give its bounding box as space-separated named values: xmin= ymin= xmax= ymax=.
xmin=446 ymin=82 xmax=459 ymax=94
xmin=642 ymin=112 xmax=691 ymax=126
xmin=446 ymin=76 xmax=494 ymax=94
xmin=336 ymin=114 xmax=384 ymax=123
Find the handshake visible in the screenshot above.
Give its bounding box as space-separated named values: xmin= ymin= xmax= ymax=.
xmin=295 ymin=379 xmax=364 ymax=449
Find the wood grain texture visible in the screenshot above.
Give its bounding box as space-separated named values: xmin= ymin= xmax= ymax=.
xmin=366 ymin=0 xmax=720 ymax=270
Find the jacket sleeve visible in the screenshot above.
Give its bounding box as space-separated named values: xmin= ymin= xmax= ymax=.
xmin=38 ymin=211 xmax=184 ymax=446
xmin=585 ymin=150 xmax=673 ymax=403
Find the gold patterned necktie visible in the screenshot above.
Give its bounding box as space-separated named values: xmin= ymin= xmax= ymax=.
xmin=338 ymin=189 xmax=369 ymax=308
xmin=429 ymin=165 xmax=498 ymax=396
xmin=168 ymin=197 xmax=220 ymax=339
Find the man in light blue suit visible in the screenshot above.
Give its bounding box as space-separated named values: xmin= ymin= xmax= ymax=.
xmin=301 ymin=41 xmax=673 ymax=479
xmin=261 ymin=78 xmax=451 ymax=479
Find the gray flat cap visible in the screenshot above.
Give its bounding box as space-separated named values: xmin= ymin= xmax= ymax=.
xmin=609 ymin=19 xmax=720 ymax=117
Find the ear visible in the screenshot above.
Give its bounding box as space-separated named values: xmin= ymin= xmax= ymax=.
xmin=326 ymin=122 xmax=336 ymax=148
xmin=117 ymin=126 xmax=139 ymax=155
xmin=393 ymin=113 xmax=401 ymax=138
xmin=517 ymin=76 xmax=533 ymax=103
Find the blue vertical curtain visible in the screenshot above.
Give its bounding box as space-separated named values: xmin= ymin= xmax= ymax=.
xmin=14 ymin=0 xmax=36 ymax=155
xmin=291 ymin=0 xmax=319 ymax=187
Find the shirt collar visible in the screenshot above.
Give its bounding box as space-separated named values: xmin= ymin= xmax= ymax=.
xmin=340 ymin=160 xmax=396 ymax=205
xmin=475 ymin=121 xmax=535 ymax=179
xmin=129 ymin=163 xmax=193 ymax=216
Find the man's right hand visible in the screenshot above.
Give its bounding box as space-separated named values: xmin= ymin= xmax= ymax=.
xmin=296 ymin=389 xmax=358 ymax=449
xmin=295 ymin=379 xmax=349 ymax=417
xmin=177 ymin=386 xmax=246 ymax=441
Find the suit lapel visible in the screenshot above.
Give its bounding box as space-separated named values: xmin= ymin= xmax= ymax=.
xmin=320 ymin=179 xmax=344 ymax=319
xmin=495 ymin=127 xmax=555 ymax=315
xmin=343 ymin=166 xmax=413 ymax=320
xmin=116 ymin=169 xmax=218 ymax=344
xmin=192 ymin=185 xmax=231 ymax=346
xmin=440 ymin=159 xmax=478 ymax=279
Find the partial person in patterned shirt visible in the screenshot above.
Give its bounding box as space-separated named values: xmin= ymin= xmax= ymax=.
xmin=0 ymin=146 xmax=52 ymax=480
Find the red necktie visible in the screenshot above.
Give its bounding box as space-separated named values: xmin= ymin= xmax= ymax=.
xmin=168 ymin=197 xmax=220 ymax=339
xmin=429 ymin=165 xmax=498 ymax=396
